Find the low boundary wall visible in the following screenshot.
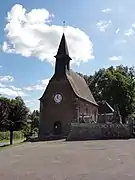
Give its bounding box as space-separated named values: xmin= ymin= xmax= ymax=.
xmin=66 ymin=123 xmax=131 ymax=141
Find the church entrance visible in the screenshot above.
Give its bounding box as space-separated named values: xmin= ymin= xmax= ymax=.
xmin=53 ymin=121 xmax=62 ymax=135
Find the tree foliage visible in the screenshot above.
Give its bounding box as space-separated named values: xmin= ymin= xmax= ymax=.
xmin=80 ymin=65 xmax=135 ymax=123
xmin=28 ymin=110 xmax=39 ymax=135
xmin=0 ymin=96 xmax=29 ymax=144
xmin=0 ymin=97 xmax=9 ymax=130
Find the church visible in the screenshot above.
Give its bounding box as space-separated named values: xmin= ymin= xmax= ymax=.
xmin=39 ymin=33 xmax=98 ymax=139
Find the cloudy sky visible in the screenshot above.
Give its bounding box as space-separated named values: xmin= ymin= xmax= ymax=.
xmin=0 ymin=0 xmax=135 ymax=110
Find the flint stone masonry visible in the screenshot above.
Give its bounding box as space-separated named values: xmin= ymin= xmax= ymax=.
xmin=66 ymin=123 xmax=131 ymax=141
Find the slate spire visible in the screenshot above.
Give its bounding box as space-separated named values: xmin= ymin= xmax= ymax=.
xmin=55 ymin=33 xmax=70 ymax=58
xmin=54 ymin=33 xmax=72 ymax=75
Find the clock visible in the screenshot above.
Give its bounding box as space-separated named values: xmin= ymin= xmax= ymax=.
xmin=54 ymin=94 xmax=62 ymax=103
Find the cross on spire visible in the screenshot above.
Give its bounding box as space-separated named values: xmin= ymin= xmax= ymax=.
xmin=63 ymin=21 xmax=66 ymax=33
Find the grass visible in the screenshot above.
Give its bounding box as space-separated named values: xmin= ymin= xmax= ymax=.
xmin=0 ymin=137 xmax=25 ymax=143
xmin=0 ymin=131 xmax=24 ymax=141
xmin=0 ymin=131 xmax=25 ymax=149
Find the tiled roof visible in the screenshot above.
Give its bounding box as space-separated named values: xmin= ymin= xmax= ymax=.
xmin=67 ymin=70 xmax=98 ymax=106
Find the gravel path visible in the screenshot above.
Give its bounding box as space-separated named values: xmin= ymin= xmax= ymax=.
xmin=0 ymin=139 xmax=135 ymax=180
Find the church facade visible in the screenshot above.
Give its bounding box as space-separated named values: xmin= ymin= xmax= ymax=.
xmin=39 ymin=33 xmax=98 ymax=139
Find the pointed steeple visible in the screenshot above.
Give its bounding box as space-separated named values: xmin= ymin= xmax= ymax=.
xmin=55 ymin=33 xmax=71 ymax=59
xmin=56 ymin=33 xmax=69 ymax=56
xmin=54 ymin=33 xmax=72 ymax=77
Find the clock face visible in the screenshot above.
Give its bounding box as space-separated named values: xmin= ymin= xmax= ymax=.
xmin=54 ymin=94 xmax=62 ymax=103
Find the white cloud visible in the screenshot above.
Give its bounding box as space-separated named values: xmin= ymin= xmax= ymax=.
xmin=108 ymin=56 xmax=122 ymax=61
xmin=40 ymin=78 xmax=50 ymax=86
xmin=9 ymin=85 xmax=22 ymax=91
xmin=25 ymin=99 xmax=37 ymax=104
xmin=101 ymin=8 xmax=112 ymax=13
xmin=124 ymin=22 xmax=135 ymax=37
xmin=24 ymin=99 xmax=39 ymax=111
xmin=2 ymin=4 xmax=94 ymax=65
xmin=124 ymin=28 xmax=134 ymax=36
xmin=24 ymin=100 xmax=31 ymax=104
xmin=0 ymin=66 xmax=2 ymax=68
xmin=0 ymin=78 xmax=26 ymax=97
xmin=116 ymin=28 xmax=120 ymax=34
xmin=115 ymin=39 xmax=127 ymax=45
xmin=96 ymin=20 xmax=112 ymax=32
xmin=23 ymin=86 xmax=33 ymax=91
xmin=24 ymin=78 xmax=49 ymax=91
xmin=132 ymin=22 xmax=135 ymax=28
xmin=2 ymin=42 xmax=12 ymax=53
xmin=0 ymin=83 xmax=6 ymax=88
xmin=0 ymin=75 xmax=14 ymax=82
xmin=0 ymin=86 xmax=26 ymax=97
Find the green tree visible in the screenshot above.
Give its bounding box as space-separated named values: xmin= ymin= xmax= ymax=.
xmin=6 ymin=96 xmax=29 ymax=144
xmin=80 ymin=65 xmax=135 ymax=123
xmin=0 ymin=97 xmax=9 ymax=131
xmin=28 ymin=110 xmax=39 ymax=135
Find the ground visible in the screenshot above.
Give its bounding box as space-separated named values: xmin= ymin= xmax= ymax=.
xmin=0 ymin=139 xmax=135 ymax=180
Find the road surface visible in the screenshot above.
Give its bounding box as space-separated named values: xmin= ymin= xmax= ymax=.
xmin=0 ymin=139 xmax=135 ymax=180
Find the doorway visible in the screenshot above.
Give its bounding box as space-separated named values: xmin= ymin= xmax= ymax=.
xmin=53 ymin=121 xmax=62 ymax=135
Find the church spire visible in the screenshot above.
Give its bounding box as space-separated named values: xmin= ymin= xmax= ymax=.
xmin=55 ymin=21 xmax=70 ymax=57
xmin=55 ymin=33 xmax=70 ymax=57
xmin=54 ymin=32 xmax=72 ymax=77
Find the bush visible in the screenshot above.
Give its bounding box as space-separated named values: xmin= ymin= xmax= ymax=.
xmin=21 ymin=124 xmax=31 ymax=138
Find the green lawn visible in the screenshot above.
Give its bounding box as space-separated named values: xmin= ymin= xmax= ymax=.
xmin=0 ymin=138 xmax=25 ymax=143
xmin=0 ymin=131 xmax=25 ymax=150
xmin=0 ymin=131 xmax=25 ymax=143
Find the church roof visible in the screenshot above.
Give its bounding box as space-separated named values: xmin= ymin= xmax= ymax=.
xmin=98 ymin=101 xmax=114 ymax=114
xmin=66 ymin=70 xmax=98 ymax=106
xmin=56 ymin=33 xmax=70 ymax=57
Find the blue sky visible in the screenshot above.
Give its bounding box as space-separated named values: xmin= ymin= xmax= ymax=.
xmin=0 ymin=0 xmax=135 ymax=110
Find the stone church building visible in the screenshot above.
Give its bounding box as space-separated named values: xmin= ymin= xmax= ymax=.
xmin=39 ymin=33 xmax=98 ymax=139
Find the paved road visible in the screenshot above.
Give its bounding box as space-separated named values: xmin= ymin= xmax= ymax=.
xmin=0 ymin=139 xmax=135 ymax=180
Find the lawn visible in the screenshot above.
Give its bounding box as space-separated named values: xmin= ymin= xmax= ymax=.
xmin=0 ymin=131 xmax=25 ymax=144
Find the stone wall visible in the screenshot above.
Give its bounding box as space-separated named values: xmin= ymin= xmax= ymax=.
xmin=98 ymin=114 xmax=114 ymax=123
xmin=77 ymin=99 xmax=98 ymax=122
xmin=66 ymin=123 xmax=131 ymax=141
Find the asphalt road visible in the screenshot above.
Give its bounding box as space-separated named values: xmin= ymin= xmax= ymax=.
xmin=0 ymin=139 xmax=135 ymax=180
